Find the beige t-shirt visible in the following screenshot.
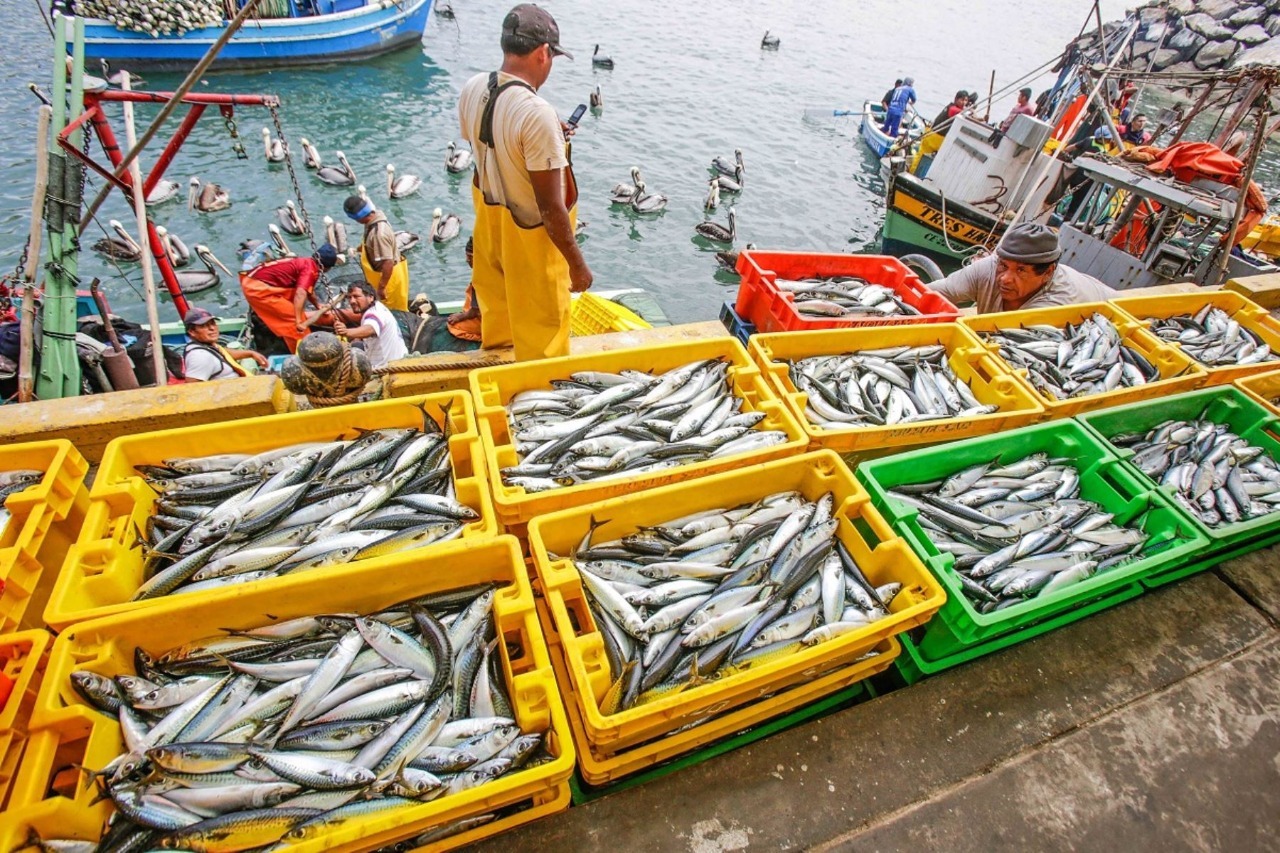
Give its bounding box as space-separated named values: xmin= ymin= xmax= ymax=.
xmin=931 ymin=254 xmax=1118 ymax=315
xmin=458 ymin=71 xmax=567 ymax=228
xmin=362 ymin=211 xmax=399 ymax=267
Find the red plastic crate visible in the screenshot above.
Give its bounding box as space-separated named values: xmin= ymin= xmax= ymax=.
xmin=734 ymin=250 xmax=959 ymax=333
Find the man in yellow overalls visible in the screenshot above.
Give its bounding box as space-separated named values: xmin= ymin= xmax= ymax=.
xmin=344 ymin=195 xmax=409 ymax=312
xmin=458 ymin=3 xmax=593 ymax=361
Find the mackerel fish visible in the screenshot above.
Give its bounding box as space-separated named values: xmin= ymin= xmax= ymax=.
xmin=571 ymin=490 xmax=897 ymax=713
xmin=784 ymin=344 xmax=998 ymax=430
xmin=1110 ymin=412 xmax=1280 ymax=527
xmin=0 ymin=468 xmax=44 ymax=541
xmin=500 ymin=357 xmax=789 ymax=492
xmin=885 ymin=450 xmax=1171 ymax=611
xmin=774 ymin=276 xmax=923 ymax=319
xmin=1144 ymin=305 xmax=1276 ymax=368
xmin=130 ymin=403 xmax=479 ymax=600
xmin=56 ymin=588 xmax=550 ymax=851
xmin=979 ymin=313 xmax=1165 ymax=401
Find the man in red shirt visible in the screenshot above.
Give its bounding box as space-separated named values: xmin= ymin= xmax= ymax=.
xmin=239 ymin=243 xmax=338 ymax=353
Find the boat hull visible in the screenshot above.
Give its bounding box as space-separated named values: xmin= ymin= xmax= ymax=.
xmin=881 ymin=172 xmax=1006 ymax=271
xmin=79 ymin=0 xmax=431 ymax=71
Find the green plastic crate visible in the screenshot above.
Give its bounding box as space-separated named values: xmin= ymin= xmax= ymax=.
xmin=857 ymin=420 xmax=1209 ymax=656
xmin=1077 ymin=387 xmax=1280 ymax=552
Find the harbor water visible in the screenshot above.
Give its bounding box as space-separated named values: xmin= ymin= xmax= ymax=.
xmin=3 ymin=0 xmax=1275 ymax=328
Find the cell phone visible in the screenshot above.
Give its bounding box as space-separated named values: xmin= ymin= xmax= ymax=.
xmin=566 ymin=103 xmax=588 ymax=128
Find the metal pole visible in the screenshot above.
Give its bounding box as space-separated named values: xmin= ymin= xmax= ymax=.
xmin=77 ymin=0 xmax=266 ymax=232
xmin=19 ymin=106 xmax=52 ymax=403
xmin=121 ymin=73 xmax=166 ymax=387
xmin=1213 ymin=78 xmax=1266 ymax=150
xmin=1214 ymin=96 xmax=1270 ymax=288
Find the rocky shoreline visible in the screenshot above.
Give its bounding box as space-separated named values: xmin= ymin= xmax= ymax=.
xmin=1110 ymin=0 xmax=1280 ymax=74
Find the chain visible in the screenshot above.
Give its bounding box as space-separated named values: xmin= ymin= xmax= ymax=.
xmin=269 ymin=102 xmax=330 ymax=297
xmin=222 ymin=107 xmax=249 ymax=160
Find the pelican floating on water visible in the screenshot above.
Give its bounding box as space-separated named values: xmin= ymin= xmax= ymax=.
xmin=610 ymin=167 xmax=643 ymax=205
xmin=716 ymin=242 xmax=756 ymax=272
xmin=176 ymin=245 xmax=232 ymax=295
xmin=761 ymin=31 xmax=781 ymax=49
xmin=711 ymin=149 xmax=745 ymax=178
xmin=146 ymin=180 xmax=180 ymax=206
xmin=714 ymin=166 xmax=744 ymax=193
xmin=695 ymin=206 xmax=736 ymax=244
xmin=100 ymin=60 xmax=143 ymax=87
xmin=93 ymin=220 xmax=142 ymax=262
xmin=386 ymin=164 xmax=422 ymax=199
xmin=277 ymin=200 xmax=306 ymax=235
xmin=630 ymin=181 xmax=668 ymax=214
xmin=445 ymin=142 xmax=472 ymax=174
xmin=590 ymin=85 xmax=603 ymax=110
xmin=430 ymin=208 xmax=462 ymax=243
xmin=324 ymin=216 xmax=348 ymax=256
xmin=156 ymin=226 xmax=191 ymax=268
xmin=299 ymin=138 xmax=322 ymax=170
xmin=357 ymin=185 xmax=371 ymax=204
xmin=188 ymin=177 xmax=231 ymax=213
xmin=268 ymin=224 xmax=295 ymax=257
xmin=592 ymin=45 xmax=614 ymax=68
xmin=262 ymin=128 xmax=285 ymax=163
xmin=316 ymin=150 xmax=356 ymax=186
xmin=435 ymin=0 xmax=455 ymax=18
xmin=704 ymin=179 xmax=720 ymax=212
xmin=397 ymin=230 xmax=422 ymax=253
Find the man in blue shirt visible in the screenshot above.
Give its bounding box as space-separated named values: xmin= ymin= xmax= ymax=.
xmin=882 ymin=77 xmax=917 ymax=138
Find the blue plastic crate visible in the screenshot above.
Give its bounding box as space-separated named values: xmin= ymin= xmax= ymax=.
xmin=719 ymin=301 xmax=756 ymax=347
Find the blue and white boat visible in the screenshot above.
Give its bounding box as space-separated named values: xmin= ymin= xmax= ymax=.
xmin=78 ymin=0 xmax=432 ymax=72
xmin=859 ymin=99 xmax=925 ymax=158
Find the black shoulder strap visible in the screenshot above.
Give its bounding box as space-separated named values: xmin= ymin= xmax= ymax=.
xmin=479 ymin=71 xmax=535 ymax=149
xmin=184 ymin=342 xmax=237 ymax=371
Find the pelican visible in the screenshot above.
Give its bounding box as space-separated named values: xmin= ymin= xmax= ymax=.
xmin=268 ymin=224 xmax=296 ymax=257
xmin=146 ymin=180 xmax=180 ymax=206
xmin=714 ymin=166 xmax=744 ymax=193
xmin=156 ymin=225 xmax=191 ymax=268
xmin=188 ymin=177 xmax=231 ymax=213
xmin=299 ymin=138 xmax=322 ymax=170
xmin=397 ymin=231 xmax=422 ymax=253
xmin=609 ymin=167 xmax=643 ymax=205
xmin=176 ymin=245 xmax=232 ymax=295
xmin=761 ymin=31 xmax=781 ymax=49
xmin=277 ymin=200 xmax=306 ymax=235
xmin=716 ymin=242 xmax=756 ymax=272
xmin=445 ymin=141 xmax=472 ymax=174
xmin=704 ymin=178 xmax=720 ymax=212
xmin=262 ymin=128 xmax=285 ymax=163
xmin=592 ymin=45 xmax=614 ymax=68
xmin=324 ymin=215 xmax=348 ymax=256
xmin=357 ymin=184 xmax=371 ymax=204
xmin=386 ymin=164 xmax=422 ymax=199
xmin=435 ymin=0 xmax=455 ymax=17
xmin=590 ymin=85 xmax=603 ymax=110
xmin=100 ymin=60 xmax=143 ymax=87
xmin=316 ymin=150 xmax=356 ymax=186
xmin=576 ymin=219 xmax=588 ymax=238
xmin=711 ymin=149 xmax=745 ymax=178
xmin=630 ymin=181 xmax=668 ymax=214
xmin=695 ymin=206 xmax=736 ymax=244
xmin=92 ymin=219 xmax=142 ymax=262
xmin=430 ymin=208 xmax=462 ymax=244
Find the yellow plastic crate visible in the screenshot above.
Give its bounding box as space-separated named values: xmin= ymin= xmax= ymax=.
xmin=0 ymin=442 xmax=89 ymax=634
xmin=471 ymin=337 xmax=808 ymax=528
xmin=527 ymin=451 xmax=945 ymax=756
xmin=0 ymin=630 xmax=50 ymax=813
xmin=961 ymin=302 xmax=1206 ymax=419
xmin=1110 ymin=290 xmax=1280 ymax=385
xmin=570 ymin=293 xmax=652 ymax=336
xmin=749 ymin=323 xmax=1046 ymax=454
xmin=1235 ymin=368 xmax=1280 ymax=417
xmin=4 ymin=536 xmax=573 ymax=853
xmin=46 ymin=393 xmax=496 ymax=631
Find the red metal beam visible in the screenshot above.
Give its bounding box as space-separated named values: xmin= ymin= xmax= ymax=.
xmin=90 ymin=90 xmax=280 ymax=108
xmin=145 ymin=104 xmax=206 ymax=198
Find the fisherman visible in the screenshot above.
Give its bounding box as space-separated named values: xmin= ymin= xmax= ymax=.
xmin=238 ymin=243 xmax=339 ymax=354
xmin=333 ymin=281 xmax=409 ymax=369
xmin=998 ymin=87 xmax=1037 ymax=133
xmin=445 ymin=236 xmax=483 ymax=346
xmin=911 ymin=89 xmax=968 ymax=175
xmin=343 ymin=195 xmax=409 ymax=313
xmin=881 ymin=78 xmax=903 ymax=112
xmin=458 ymin=3 xmax=593 ymax=361
xmin=881 ymin=77 xmax=917 ymax=137
xmin=181 ymin=307 xmax=268 ymax=381
xmin=929 ymin=222 xmax=1116 ymax=314
xmin=1120 ymin=113 xmax=1149 ymax=146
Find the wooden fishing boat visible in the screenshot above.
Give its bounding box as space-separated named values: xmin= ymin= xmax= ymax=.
xmin=860 ymin=100 xmax=925 ymax=159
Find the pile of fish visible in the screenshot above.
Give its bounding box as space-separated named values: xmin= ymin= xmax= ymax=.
xmin=500 ymin=358 xmax=789 ymax=493
xmin=1144 ymin=305 xmax=1276 ymax=368
xmin=569 ymin=491 xmax=898 ymax=712
xmin=887 ymin=452 xmax=1151 ymax=610
xmin=61 ymin=589 xmax=549 ymax=852
xmin=0 ymin=468 xmax=42 ymax=538
xmin=1113 ymin=415 xmax=1280 ymax=527
xmin=978 ymin=313 xmax=1164 ymax=401
xmin=776 ymin=277 xmax=924 ymax=320
xmin=785 ymin=345 xmax=998 ymax=429
xmin=79 ymin=0 xmax=223 ymax=37
xmin=132 ymin=407 xmax=477 ymax=601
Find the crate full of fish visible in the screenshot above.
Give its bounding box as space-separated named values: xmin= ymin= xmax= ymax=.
xmin=46 ymin=394 xmax=495 ymax=631
xmin=0 ymin=630 xmax=51 ymax=813
xmin=733 ymin=250 xmax=960 ymax=334
xmin=1235 ymin=368 xmax=1280 ymax=418
xmin=1 ymin=537 xmax=574 ymax=853
xmin=1110 ymin=290 xmax=1280 ymax=384
xmin=0 ymin=441 xmax=90 ymax=634
xmin=961 ymin=302 xmax=1206 ymax=418
xmin=1078 ymin=386 xmax=1280 ymax=550
xmin=857 ymin=420 xmax=1208 ymax=653
xmin=470 ymin=338 xmax=807 ymax=528
xmin=749 ymin=324 xmax=1046 ymax=454
xmin=527 ymin=451 xmax=942 ymax=759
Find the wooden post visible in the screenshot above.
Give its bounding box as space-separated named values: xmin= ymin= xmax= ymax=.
xmin=18 ymin=105 xmax=52 ymax=403
xmin=984 ymin=70 xmax=995 ymax=123
xmin=1214 ymin=93 xmax=1270 ymax=288
xmin=120 ymin=73 xmax=167 ymax=387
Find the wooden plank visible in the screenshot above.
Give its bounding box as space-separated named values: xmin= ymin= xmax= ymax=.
xmin=1226 ymin=271 xmax=1280 ymax=310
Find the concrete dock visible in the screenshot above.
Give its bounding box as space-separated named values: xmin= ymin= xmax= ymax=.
xmin=478 ymin=548 xmax=1280 ymax=851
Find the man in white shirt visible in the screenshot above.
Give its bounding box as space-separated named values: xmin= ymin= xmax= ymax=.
xmin=333 ymin=282 xmax=408 ymax=369
xmin=182 ymin=307 xmax=268 ymax=381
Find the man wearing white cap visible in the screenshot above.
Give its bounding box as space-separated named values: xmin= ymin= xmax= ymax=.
xmin=929 ymin=222 xmax=1117 ymax=314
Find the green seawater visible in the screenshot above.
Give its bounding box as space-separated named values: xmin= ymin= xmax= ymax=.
xmin=1 ymin=0 xmax=1274 ymax=327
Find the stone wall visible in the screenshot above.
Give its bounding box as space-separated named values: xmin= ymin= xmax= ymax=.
xmin=1121 ymin=0 xmax=1280 ymax=73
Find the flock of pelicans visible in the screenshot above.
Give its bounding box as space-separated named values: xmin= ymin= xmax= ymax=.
xmin=90 ymin=30 xmax=784 ymax=292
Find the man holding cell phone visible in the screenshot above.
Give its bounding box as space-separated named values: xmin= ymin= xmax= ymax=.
xmin=458 ymin=3 xmax=593 ymax=361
